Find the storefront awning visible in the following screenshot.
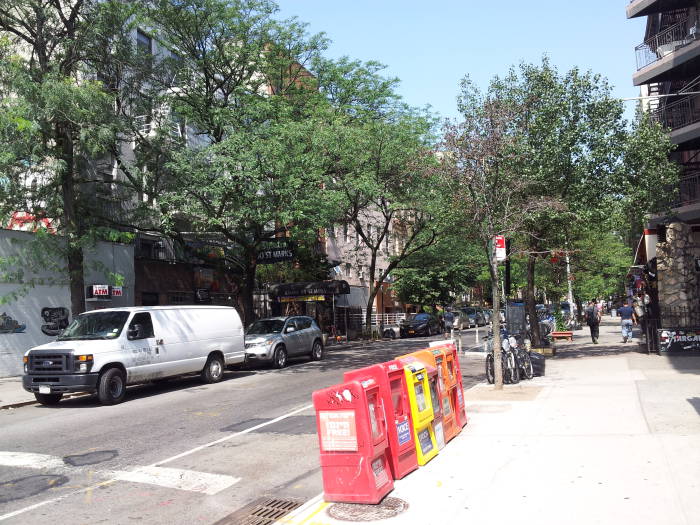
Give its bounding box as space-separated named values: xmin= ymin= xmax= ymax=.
xmin=268 ymin=280 xmax=350 ymax=299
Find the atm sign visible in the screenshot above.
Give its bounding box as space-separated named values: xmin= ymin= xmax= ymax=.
xmin=319 ymin=410 xmax=358 ymax=452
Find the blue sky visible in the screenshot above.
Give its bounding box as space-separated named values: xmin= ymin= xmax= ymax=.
xmin=274 ymin=0 xmax=646 ymax=123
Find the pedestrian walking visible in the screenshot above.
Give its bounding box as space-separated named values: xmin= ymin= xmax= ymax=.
xmin=443 ymin=310 xmax=455 ymax=339
xmin=585 ymin=300 xmax=601 ymax=343
xmin=617 ymin=301 xmax=637 ymax=343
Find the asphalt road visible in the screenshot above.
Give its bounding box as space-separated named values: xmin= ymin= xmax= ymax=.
xmin=0 ymin=329 xmax=487 ymax=525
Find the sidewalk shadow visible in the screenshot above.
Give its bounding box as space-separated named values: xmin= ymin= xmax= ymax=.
xmin=689 ymin=398 xmax=700 ymax=416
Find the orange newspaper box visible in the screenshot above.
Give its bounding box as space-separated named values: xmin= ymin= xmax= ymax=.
xmin=430 ymin=342 xmax=468 ymax=428
xmin=397 ymin=353 xmax=446 ymax=450
xmin=402 ymin=348 xmax=459 ymax=443
xmin=313 ymin=380 xmax=393 ymax=503
xmin=344 ymin=361 xmax=419 ymax=480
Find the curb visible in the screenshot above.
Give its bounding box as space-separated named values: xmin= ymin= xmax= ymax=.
xmin=0 ymin=391 xmax=90 ymax=410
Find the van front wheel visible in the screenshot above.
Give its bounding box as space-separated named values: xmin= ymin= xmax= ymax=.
xmin=98 ymin=368 xmax=126 ymax=405
xmin=201 ymin=354 xmax=224 ymax=384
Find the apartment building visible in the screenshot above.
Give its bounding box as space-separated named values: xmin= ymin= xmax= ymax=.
xmin=628 ymin=0 xmax=700 ymax=335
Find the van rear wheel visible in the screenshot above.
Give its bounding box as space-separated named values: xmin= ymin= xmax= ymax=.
xmin=201 ymin=354 xmax=224 ymax=384
xmin=34 ymin=392 xmax=63 ymax=406
xmin=98 ymin=368 xmax=126 ymax=405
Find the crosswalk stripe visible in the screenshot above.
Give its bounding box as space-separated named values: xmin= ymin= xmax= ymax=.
xmin=0 ymin=451 xmax=66 ymax=470
xmin=113 ymin=466 xmax=240 ymax=495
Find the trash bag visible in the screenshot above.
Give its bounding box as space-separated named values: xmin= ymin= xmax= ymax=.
xmin=529 ymin=351 xmax=546 ymax=377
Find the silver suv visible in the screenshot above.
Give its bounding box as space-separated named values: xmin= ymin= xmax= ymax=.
xmin=245 ymin=316 xmax=324 ymax=368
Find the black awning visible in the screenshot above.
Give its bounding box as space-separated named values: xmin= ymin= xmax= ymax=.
xmin=268 ymin=280 xmax=350 ymax=298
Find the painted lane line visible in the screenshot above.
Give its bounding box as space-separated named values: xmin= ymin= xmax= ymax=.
xmin=154 ymin=402 xmax=314 ymax=466
xmin=0 ymin=451 xmax=66 ymax=470
xmin=113 ymin=466 xmax=240 ymax=495
xmin=0 ymin=402 xmax=314 ymax=522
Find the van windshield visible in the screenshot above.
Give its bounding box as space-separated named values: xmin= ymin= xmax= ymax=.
xmin=57 ymin=311 xmax=130 ymax=340
xmin=247 ymin=319 xmax=285 ymax=335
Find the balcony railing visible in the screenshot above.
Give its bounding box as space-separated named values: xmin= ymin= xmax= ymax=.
xmin=635 ymin=18 xmax=697 ymax=70
xmin=675 ymin=171 xmax=700 ymax=207
xmin=649 ymin=93 xmax=700 ymax=130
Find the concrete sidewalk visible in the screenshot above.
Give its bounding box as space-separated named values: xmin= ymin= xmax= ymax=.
xmin=278 ymin=319 xmax=700 ymax=525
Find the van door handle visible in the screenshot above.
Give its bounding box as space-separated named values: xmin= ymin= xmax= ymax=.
xmin=156 ymin=339 xmax=164 ymax=345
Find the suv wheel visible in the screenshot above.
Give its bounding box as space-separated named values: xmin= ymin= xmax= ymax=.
xmin=310 ymin=340 xmax=324 ymax=361
xmin=273 ymin=346 xmax=287 ymax=369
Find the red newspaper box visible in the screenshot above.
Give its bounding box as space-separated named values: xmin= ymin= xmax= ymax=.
xmin=344 ymin=361 xmax=419 ymax=480
xmin=313 ymin=380 xmax=394 ymax=503
xmin=431 ymin=342 xmax=468 ymax=428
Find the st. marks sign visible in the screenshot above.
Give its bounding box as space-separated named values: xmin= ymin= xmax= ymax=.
xmin=256 ymin=240 xmax=294 ymax=265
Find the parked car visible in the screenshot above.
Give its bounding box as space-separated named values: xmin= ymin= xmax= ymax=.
xmin=482 ymin=309 xmax=493 ymax=324
xmin=245 ymin=316 xmax=324 ymax=369
xmin=23 ymin=306 xmax=245 ymax=406
xmin=452 ymin=311 xmax=470 ymax=330
xmin=400 ymin=312 xmax=441 ymax=338
xmin=461 ymin=307 xmax=486 ymax=327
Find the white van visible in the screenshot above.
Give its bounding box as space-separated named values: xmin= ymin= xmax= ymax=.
xmin=22 ymin=306 xmax=245 ymax=406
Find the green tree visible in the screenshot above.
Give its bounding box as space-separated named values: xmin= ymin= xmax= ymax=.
xmin=391 ymin=235 xmax=486 ymax=307
xmin=441 ymin=77 xmax=552 ymax=389
xmin=479 ymin=59 xmax=676 ymax=345
xmin=0 ymin=0 xmax=142 ymax=315
xmin=148 ymin=0 xmax=337 ymax=322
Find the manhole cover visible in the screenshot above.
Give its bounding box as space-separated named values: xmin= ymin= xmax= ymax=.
xmin=327 ymin=497 xmax=408 ymax=521
xmin=214 ymin=497 xmax=303 ymax=525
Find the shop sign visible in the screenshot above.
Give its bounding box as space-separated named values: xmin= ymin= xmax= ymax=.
xmin=280 ymin=295 xmax=325 ymax=303
xmin=659 ymin=329 xmax=700 ymax=352
xmin=257 ymin=240 xmax=294 ymax=264
xmin=92 ymin=285 xmax=109 ymax=297
xmin=111 ymin=286 xmax=123 ymax=297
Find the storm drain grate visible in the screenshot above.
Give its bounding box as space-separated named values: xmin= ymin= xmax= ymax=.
xmin=214 ymin=497 xmax=304 ymax=525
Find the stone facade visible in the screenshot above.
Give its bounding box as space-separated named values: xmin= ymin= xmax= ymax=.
xmin=656 ymin=221 xmax=700 ymax=318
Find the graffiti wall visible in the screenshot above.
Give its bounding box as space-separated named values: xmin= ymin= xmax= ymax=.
xmin=0 ymin=230 xmax=134 ymax=377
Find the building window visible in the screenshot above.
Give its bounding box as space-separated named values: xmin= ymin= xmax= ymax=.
xmin=327 ymin=225 xmax=335 ymax=238
xmin=343 ymin=224 xmax=349 ymax=243
xmin=367 ymin=224 xmax=372 ymax=242
xmin=137 ymin=30 xmax=152 ymax=54
xmin=385 ymin=231 xmax=390 ymax=252
xmin=345 ymin=263 xmax=351 ymax=277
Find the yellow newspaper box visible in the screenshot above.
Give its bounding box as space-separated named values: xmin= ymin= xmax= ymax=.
xmin=399 ymin=359 xmax=439 ymax=466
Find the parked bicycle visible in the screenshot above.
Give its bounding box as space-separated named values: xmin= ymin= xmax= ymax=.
xmin=485 ymin=330 xmax=519 ymax=384
xmin=485 ymin=329 xmax=534 ymax=384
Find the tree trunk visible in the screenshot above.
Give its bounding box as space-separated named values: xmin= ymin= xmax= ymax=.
xmin=365 ymin=284 xmax=380 ymax=337
xmin=487 ymin=245 xmax=503 ymax=390
xmin=240 ymin=252 xmax=258 ymax=326
xmin=525 ymin=252 xmax=541 ymax=346
xmin=58 ymin=123 xmax=85 ymax=318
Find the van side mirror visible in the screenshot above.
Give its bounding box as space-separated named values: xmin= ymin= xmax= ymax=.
xmin=128 ymin=324 xmax=144 ymax=340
